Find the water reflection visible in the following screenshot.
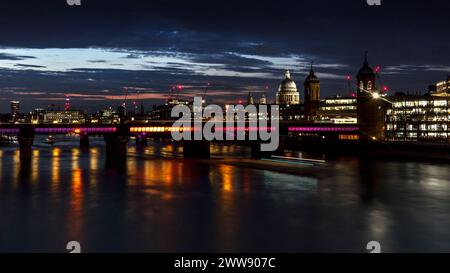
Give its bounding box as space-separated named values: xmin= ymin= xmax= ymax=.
xmin=0 ymin=138 xmax=449 ymax=252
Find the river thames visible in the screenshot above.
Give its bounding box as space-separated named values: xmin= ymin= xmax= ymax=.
xmin=0 ymin=136 xmax=449 ymax=252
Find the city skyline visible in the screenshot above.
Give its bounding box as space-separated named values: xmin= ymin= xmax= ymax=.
xmin=0 ymin=0 xmax=449 ymax=111
xmin=0 ymin=0 xmax=449 ymax=257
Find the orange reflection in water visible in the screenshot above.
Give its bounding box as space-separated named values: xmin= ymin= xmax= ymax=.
xmin=136 ymin=159 xmax=186 ymax=200
xmin=212 ymin=164 xmax=240 ymax=250
xmin=51 ymin=148 xmax=61 ymax=186
xmin=31 ymin=149 xmax=40 ymax=184
xmin=89 ymin=147 xmax=99 ymax=185
xmin=12 ymin=150 xmax=20 ymax=187
xmin=71 ymin=148 xmax=80 ymax=170
xmin=219 ymin=164 xmax=234 ymax=193
xmin=68 ymin=167 xmax=84 ymax=241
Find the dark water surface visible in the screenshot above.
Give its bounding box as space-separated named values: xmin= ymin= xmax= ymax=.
xmin=0 ymin=136 xmax=449 ymax=252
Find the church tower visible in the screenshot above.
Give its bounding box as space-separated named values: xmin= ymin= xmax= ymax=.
xmin=304 ymin=63 xmax=320 ymax=119
xmin=356 ymin=52 xmax=385 ymax=141
xmin=247 ymin=92 xmax=254 ymax=105
xmin=357 ymin=52 xmax=376 ymax=94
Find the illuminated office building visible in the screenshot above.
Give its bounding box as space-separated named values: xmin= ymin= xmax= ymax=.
xmin=316 ymin=96 xmax=358 ymax=124
xmin=10 ymin=101 xmax=20 ymax=120
xmin=430 ymin=76 xmax=450 ymax=97
xmin=385 ymin=95 xmax=449 ymax=143
xmin=43 ymin=110 xmax=85 ymax=124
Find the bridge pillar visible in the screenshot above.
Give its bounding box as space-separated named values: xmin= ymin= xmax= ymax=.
xmin=183 ymin=140 xmax=210 ymax=159
xmin=80 ymin=133 xmax=89 ymax=148
xmin=18 ymin=125 xmax=35 ymax=162
xmin=251 ymin=141 xmax=263 ymax=159
xmin=104 ymin=135 xmax=129 ymax=162
xmin=135 ymin=133 xmax=147 ymax=146
xmin=250 ymin=141 xmax=273 ymax=159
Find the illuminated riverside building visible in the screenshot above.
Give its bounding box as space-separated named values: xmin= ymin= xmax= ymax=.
xmin=316 ymin=96 xmax=357 ymax=124
xmin=385 ymin=95 xmax=449 ymax=143
xmin=43 ymin=110 xmax=85 ymax=124
xmin=430 ymin=76 xmax=450 ymax=97
xmin=10 ymin=101 xmax=20 ymax=121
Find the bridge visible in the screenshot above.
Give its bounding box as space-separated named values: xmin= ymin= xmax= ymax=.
xmin=0 ymin=122 xmax=360 ymax=163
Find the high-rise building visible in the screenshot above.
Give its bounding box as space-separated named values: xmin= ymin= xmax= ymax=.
xmin=276 ymin=69 xmax=300 ymax=105
xmin=65 ymin=96 xmax=71 ymax=111
xmin=10 ymin=101 xmax=20 ymax=120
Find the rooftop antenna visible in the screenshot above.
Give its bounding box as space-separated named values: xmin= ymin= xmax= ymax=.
xmin=346 ymin=74 xmax=354 ymax=97
xmin=122 ymin=87 xmax=129 ymax=110
xmin=202 ymin=82 xmax=211 ymax=105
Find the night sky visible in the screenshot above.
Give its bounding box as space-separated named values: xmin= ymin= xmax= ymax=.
xmin=0 ymin=0 xmax=449 ymax=112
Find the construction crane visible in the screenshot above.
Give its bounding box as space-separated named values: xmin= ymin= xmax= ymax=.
xmin=122 ymin=87 xmax=129 ymax=109
xmin=346 ymin=74 xmax=355 ymax=97
xmin=133 ymin=90 xmax=140 ymax=115
xmin=202 ymin=82 xmax=211 ymax=105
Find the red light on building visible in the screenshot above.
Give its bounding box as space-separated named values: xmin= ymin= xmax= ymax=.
xmin=375 ymin=66 xmax=381 ymax=73
xmin=64 ymin=96 xmax=70 ymax=111
xmin=346 ymin=75 xmax=351 ymax=81
xmin=177 ymin=85 xmax=183 ymax=91
xmin=383 ymin=86 xmax=389 ymax=92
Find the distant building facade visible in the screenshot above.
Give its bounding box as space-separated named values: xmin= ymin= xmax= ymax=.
xmin=316 ymin=96 xmax=357 ymax=124
xmin=385 ymin=95 xmax=449 ymax=143
xmin=430 ymin=76 xmax=450 ymax=97
xmin=10 ymin=101 xmax=20 ymax=121
xmin=43 ymin=110 xmax=85 ymax=124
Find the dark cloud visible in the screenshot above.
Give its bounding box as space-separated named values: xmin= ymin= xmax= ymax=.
xmin=14 ymin=63 xmax=46 ymax=69
xmin=0 ymin=53 xmax=36 ymax=61
xmin=87 ymin=60 xmax=108 ymax=63
xmin=0 ymin=0 xmax=449 ymax=111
